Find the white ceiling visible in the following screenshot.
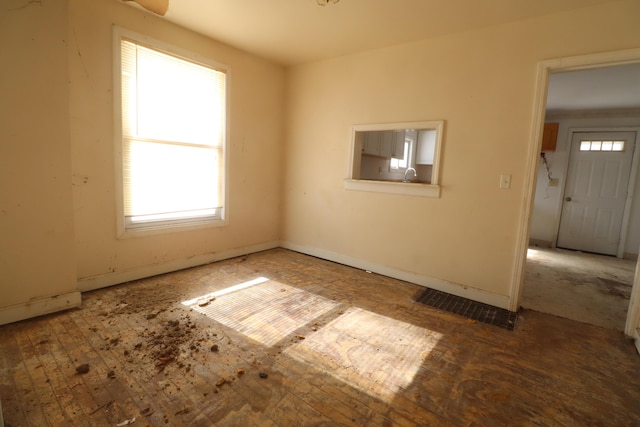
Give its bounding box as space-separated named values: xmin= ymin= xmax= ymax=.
xmin=546 ymin=63 xmax=640 ymax=112
xmin=128 ymin=0 xmax=616 ymax=66
xmin=124 ymin=0 xmax=638 ymax=111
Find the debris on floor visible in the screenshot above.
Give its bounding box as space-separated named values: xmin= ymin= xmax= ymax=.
xmin=140 ymin=407 xmax=154 ymax=417
xmin=75 ymin=364 xmax=90 ymax=374
xmin=197 ymin=297 xmax=216 ymax=307
xmin=154 ymin=353 xmax=175 ymax=368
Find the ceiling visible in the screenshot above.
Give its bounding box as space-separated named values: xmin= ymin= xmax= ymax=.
xmin=546 ymin=63 xmax=640 ymax=112
xmin=123 ymin=0 xmax=638 ymax=111
xmin=126 ymin=0 xmax=617 ymax=66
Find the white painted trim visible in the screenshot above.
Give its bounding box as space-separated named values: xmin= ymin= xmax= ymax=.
xmin=625 ymin=248 xmax=640 ymax=336
xmin=281 ymin=241 xmax=510 ymax=310
xmin=0 ymin=291 xmax=81 ymax=326
xmin=112 ymin=25 xmax=232 ymax=238
xmin=511 ymin=47 xmax=640 ymax=335
xmin=78 ymin=241 xmax=279 ymax=292
xmin=634 ymin=328 xmax=640 ymax=356
xmin=344 ymin=179 xmax=441 ymax=198
xmin=617 ymin=129 xmax=640 ymax=258
xmin=348 ymin=120 xmax=445 ymax=186
xmin=509 ymin=60 xmax=549 ymax=311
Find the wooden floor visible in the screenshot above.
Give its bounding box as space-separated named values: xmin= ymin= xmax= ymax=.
xmin=1 ymin=248 xmax=639 ymax=426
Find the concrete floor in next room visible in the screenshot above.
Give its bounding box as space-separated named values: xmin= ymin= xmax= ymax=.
xmin=522 ymin=246 xmax=636 ymax=331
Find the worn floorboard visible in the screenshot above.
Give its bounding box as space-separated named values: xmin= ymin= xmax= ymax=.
xmin=1 ymin=248 xmax=639 ymax=426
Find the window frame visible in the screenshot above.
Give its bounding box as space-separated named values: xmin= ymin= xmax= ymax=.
xmin=389 ymin=139 xmax=410 ymax=171
xmin=345 ymin=120 xmax=444 ymax=198
xmin=113 ymin=26 xmax=230 ymax=238
xmin=579 ymin=139 xmax=626 ymax=152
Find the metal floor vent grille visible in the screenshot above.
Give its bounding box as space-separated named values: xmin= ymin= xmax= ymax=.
xmin=415 ymin=288 xmax=517 ymax=331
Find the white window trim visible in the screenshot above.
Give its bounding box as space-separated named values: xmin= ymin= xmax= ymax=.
xmin=345 ymin=120 xmax=443 ymax=198
xmin=344 ymin=179 xmax=441 ymax=198
xmin=112 ymin=26 xmax=230 ymax=238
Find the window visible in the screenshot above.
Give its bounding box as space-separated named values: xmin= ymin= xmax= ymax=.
xmin=115 ymin=29 xmax=227 ymax=234
xmin=579 ymin=140 xmax=625 ymax=152
xmin=389 ymin=140 xmax=409 ymax=170
xmin=345 ymin=121 xmax=444 ymax=198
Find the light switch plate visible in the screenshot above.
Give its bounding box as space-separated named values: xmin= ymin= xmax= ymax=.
xmin=499 ymin=174 xmax=511 ymax=189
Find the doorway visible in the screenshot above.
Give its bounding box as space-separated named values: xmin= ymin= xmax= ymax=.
xmin=511 ymin=49 xmax=640 ymax=337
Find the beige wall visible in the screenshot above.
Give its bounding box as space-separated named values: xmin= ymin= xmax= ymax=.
xmin=282 ymin=0 xmax=640 ymax=301
xmin=0 ymin=0 xmax=284 ymax=323
xmin=69 ymin=0 xmax=285 ymax=284
xmin=2 ymin=0 xmax=638 ymax=323
xmin=0 ymin=0 xmax=78 ymax=313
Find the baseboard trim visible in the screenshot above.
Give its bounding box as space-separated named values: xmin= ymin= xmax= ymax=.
xmin=280 ymin=241 xmax=510 ymax=310
xmin=78 ymin=240 xmax=280 ymax=292
xmin=0 ymin=291 xmax=81 ymax=326
xmin=528 ymin=238 xmax=553 ymax=248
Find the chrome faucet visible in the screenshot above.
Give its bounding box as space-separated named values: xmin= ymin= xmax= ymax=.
xmin=403 ymin=167 xmax=417 ymax=182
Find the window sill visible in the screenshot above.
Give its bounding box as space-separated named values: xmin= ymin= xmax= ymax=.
xmin=343 ymin=179 xmax=441 ymax=198
xmin=117 ymin=217 xmax=227 ymax=239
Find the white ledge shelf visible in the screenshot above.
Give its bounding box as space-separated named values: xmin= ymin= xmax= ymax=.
xmin=344 ymin=179 xmax=441 ymax=198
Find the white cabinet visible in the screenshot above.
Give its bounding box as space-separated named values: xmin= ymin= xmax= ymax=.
xmin=389 ymin=130 xmax=405 ymax=159
xmin=416 ymin=129 xmax=437 ymax=165
xmin=362 ymin=130 xmax=405 ymax=159
xmin=379 ymin=131 xmax=393 ymax=158
xmin=362 ymin=132 xmax=381 ymax=155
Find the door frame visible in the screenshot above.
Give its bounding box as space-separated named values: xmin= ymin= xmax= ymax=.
xmin=556 ymin=128 xmax=640 ymax=258
xmin=510 ymin=47 xmax=640 ymax=337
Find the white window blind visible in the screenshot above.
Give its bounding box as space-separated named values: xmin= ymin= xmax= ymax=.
xmin=120 ymin=38 xmax=226 ymax=229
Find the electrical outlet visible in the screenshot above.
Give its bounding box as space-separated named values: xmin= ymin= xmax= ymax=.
xmin=499 ymin=174 xmax=511 ymax=189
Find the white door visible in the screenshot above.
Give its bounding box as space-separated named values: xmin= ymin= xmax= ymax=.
xmin=557 ymin=131 xmax=637 ymax=255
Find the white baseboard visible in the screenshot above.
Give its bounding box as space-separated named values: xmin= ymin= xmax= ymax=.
xmin=280 ymin=241 xmax=510 ymax=310
xmin=6 ymin=239 xmax=509 ymax=327
xmin=78 ymin=240 xmax=280 ymax=292
xmin=0 ymin=291 xmax=81 ymax=326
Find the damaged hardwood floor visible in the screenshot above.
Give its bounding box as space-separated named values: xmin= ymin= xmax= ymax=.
xmin=1 ymin=248 xmax=639 ymax=426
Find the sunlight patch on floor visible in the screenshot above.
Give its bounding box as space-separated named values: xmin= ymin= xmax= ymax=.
xmin=182 ymin=277 xmax=270 ymax=306
xmin=284 ymin=307 xmax=442 ymax=402
xmin=182 ymin=278 xmax=340 ymax=346
xmin=527 ymin=247 xmax=544 ymax=259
